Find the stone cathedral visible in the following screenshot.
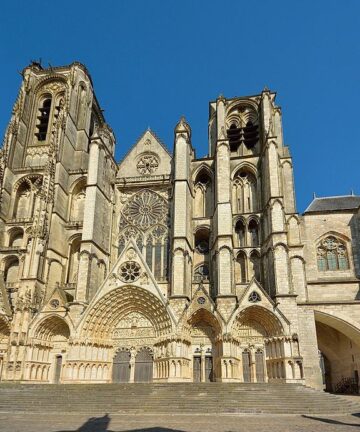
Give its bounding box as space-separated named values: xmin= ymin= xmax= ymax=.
xmin=0 ymin=62 xmax=360 ymax=392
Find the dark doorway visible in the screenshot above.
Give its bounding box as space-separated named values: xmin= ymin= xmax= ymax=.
xmin=112 ymin=349 xmax=131 ymax=383
xmin=242 ymin=350 xmax=251 ymax=383
xmin=319 ymin=351 xmax=332 ymax=392
xmin=193 ymin=356 xmax=201 ymax=382
xmin=54 ymin=355 xmax=62 ymax=383
xmin=255 ymin=350 xmax=265 ymax=382
xmin=205 ymin=356 xmax=214 ymax=382
xmin=134 ymin=347 xmax=153 ymax=382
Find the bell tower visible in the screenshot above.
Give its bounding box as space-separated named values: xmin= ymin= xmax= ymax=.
xmin=0 ymin=62 xmax=116 ymax=380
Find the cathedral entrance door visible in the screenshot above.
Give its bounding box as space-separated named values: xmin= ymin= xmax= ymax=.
xmin=205 ymin=356 xmax=213 ymax=382
xmin=54 ymin=355 xmax=62 ymax=383
xmin=193 ymin=356 xmax=201 ymax=382
xmin=113 ymin=349 xmax=131 ymax=383
xmin=255 ymin=350 xmax=265 ymax=382
xmin=242 ymin=351 xmax=251 ymax=383
xmin=134 ymin=348 xmax=153 ymax=382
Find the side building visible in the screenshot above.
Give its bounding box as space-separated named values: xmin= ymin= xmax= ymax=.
xmin=0 ymin=62 xmax=359 ymax=392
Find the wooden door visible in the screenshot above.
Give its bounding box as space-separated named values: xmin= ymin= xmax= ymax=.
xmin=113 ymin=349 xmax=131 ymax=383
xmin=193 ymin=356 xmax=201 ymax=382
xmin=205 ymin=356 xmax=213 ymax=382
xmin=134 ymin=348 xmax=153 ymax=382
xmin=54 ymin=355 xmax=62 ymax=383
xmin=255 ymin=350 xmax=265 ymax=382
xmin=242 ymin=351 xmax=251 ymax=383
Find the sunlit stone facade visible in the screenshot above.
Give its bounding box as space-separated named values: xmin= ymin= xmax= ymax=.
xmin=0 ymin=62 xmax=359 ymax=391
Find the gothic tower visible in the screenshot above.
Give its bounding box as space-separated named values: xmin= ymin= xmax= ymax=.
xmin=0 ymin=63 xmax=116 ymax=380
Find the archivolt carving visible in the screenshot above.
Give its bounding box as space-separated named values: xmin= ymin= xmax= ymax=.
xmin=113 ymin=312 xmax=155 ymax=340
xmin=81 ymin=286 xmax=172 ymax=339
xmin=232 ymin=306 xmax=284 ymax=339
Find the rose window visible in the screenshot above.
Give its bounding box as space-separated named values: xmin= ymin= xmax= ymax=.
xmin=248 ymin=291 xmax=261 ymax=303
xmin=137 ymin=154 xmax=159 ymax=175
xmin=119 ymin=261 xmax=141 ymax=282
xmin=122 ymin=190 xmax=167 ymax=229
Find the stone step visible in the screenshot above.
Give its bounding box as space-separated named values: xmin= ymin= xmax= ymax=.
xmin=0 ymin=383 xmax=358 ymax=415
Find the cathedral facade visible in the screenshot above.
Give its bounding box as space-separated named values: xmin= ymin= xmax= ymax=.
xmin=0 ymin=62 xmax=359 ymax=391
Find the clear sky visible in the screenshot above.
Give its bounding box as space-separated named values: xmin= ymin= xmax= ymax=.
xmin=0 ymin=0 xmax=359 ymax=212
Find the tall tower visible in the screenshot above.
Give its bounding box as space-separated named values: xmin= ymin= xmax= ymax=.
xmin=0 ymin=62 xmax=116 ymax=380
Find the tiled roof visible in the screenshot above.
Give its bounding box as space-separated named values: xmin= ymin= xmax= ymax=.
xmin=304 ymin=195 xmax=360 ymax=213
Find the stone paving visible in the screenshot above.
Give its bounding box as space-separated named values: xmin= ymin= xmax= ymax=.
xmin=1 ymin=413 xmax=360 ymax=432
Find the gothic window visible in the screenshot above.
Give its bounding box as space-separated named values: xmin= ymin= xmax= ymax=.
xmin=146 ymin=236 xmax=153 ymax=270
xmin=154 ymin=240 xmax=162 ymax=279
xmin=195 ymin=228 xmax=210 ymax=254
xmin=233 ymin=169 xmax=257 ymax=213
xmin=35 ymin=98 xmax=52 ymax=141
xmin=76 ymin=84 xmax=87 ymax=129
xmin=194 ymin=263 xmax=210 ymax=282
xmin=119 ymin=190 xmax=169 ymax=281
xmin=235 ymin=220 xmax=246 ymax=247
xmin=194 ymin=169 xmax=213 ymax=218
xmin=248 ymin=291 xmax=261 ymax=303
xmin=8 ymin=228 xmax=23 ymax=248
xmin=243 ymin=121 xmax=259 ymax=149
xmin=317 ymin=236 xmax=349 ymax=271
xmin=162 ymin=237 xmax=169 ymax=281
xmin=248 ymin=219 xmax=259 ymax=247
xmin=67 ymin=237 xmax=81 ymax=284
xmin=70 ymin=192 xmax=86 ymax=221
xmin=14 ymin=183 xmax=31 ymax=219
xmin=227 ymin=123 xmax=242 ymax=152
xmin=118 ymin=236 xmax=125 ymax=257
xmin=118 ymin=261 xmax=141 ymax=282
xmin=4 ymin=257 xmax=19 ymax=286
xmin=249 ymin=251 xmax=261 ymax=281
xmin=122 ymin=190 xmax=167 ymax=229
xmin=136 ymin=153 xmax=159 ymax=175
xmin=136 ymin=236 xmax=143 ymax=254
xmin=235 ymin=251 xmax=247 ymax=283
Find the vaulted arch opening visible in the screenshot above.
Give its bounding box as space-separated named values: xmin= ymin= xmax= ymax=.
xmin=315 ymin=311 xmax=360 ymax=393
xmin=27 ymin=316 xmax=71 ymax=383
xmin=232 ymin=306 xmax=285 ymax=383
xmin=188 ymin=309 xmax=222 ymax=382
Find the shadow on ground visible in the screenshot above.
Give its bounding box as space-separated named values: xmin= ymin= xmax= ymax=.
xmin=55 ymin=414 xmax=186 ymax=432
xmin=302 ymin=414 xmax=360 ymax=428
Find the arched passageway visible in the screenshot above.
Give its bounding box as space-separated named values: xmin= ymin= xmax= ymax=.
xmin=231 ymin=306 xmax=291 ymax=383
xmin=188 ymin=309 xmax=221 ymax=382
xmin=315 ymin=311 xmax=360 ymax=393
xmin=26 ymin=316 xmax=70 ymax=383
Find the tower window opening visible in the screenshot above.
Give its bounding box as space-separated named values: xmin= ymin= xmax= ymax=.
xmin=243 ymin=121 xmax=259 ymax=149
xmin=35 ymin=98 xmax=52 ymax=141
xmin=227 ymin=123 xmax=242 ymax=152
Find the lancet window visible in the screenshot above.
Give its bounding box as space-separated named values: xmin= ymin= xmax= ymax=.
xmin=35 ymin=98 xmax=52 ymax=141
xmin=232 ymin=169 xmax=257 ymax=213
xmin=317 ymin=235 xmax=349 ymax=271
xmin=194 ymin=169 xmax=213 ymax=218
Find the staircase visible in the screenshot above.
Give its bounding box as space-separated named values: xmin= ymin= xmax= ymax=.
xmin=0 ymin=383 xmax=359 ymax=415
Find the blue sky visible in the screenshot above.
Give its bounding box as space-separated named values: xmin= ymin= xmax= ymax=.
xmin=0 ymin=0 xmax=359 ymax=212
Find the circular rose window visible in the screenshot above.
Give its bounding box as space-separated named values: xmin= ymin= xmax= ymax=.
xmin=137 ymin=153 xmax=159 ymax=175
xmin=118 ymin=261 xmax=141 ymax=282
xmin=122 ymin=190 xmax=167 ymax=229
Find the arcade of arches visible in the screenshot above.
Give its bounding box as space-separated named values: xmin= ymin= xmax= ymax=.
xmin=4 ymin=284 xmax=311 ymax=384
